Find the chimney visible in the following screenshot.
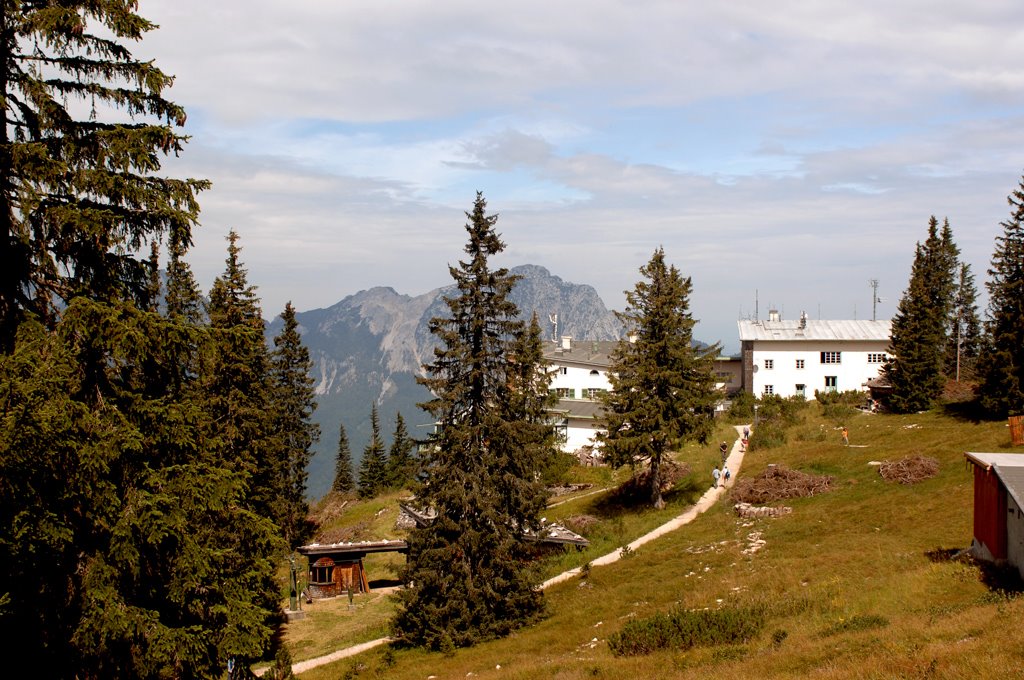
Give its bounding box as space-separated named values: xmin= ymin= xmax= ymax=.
xmin=768 ymin=309 xmax=780 ymax=323
xmin=561 ymin=335 xmax=572 ymax=351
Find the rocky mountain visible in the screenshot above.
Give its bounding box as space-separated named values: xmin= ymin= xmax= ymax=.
xmin=267 ymin=264 xmax=623 ymax=499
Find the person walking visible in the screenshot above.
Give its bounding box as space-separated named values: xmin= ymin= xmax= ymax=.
xmin=720 ymin=441 xmax=729 ymax=462
xmin=842 ymin=426 xmax=849 ymax=446
xmin=712 ymin=466 xmax=721 ymax=488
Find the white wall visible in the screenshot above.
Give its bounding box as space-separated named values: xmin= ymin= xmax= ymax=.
xmin=549 ymin=362 xmax=612 ymax=398
xmin=564 ymin=418 xmax=603 ymax=453
xmin=750 ymin=340 xmax=888 ymax=399
xmin=1008 ymin=495 xmax=1024 ymax=581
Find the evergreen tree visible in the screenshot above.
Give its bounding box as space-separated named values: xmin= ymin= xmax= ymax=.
xmin=600 ymin=248 xmax=719 ymax=509
xmin=978 ymin=175 xmax=1024 ymax=416
xmin=270 ymin=302 xmax=320 ymax=548
xmin=204 ymin=232 xmax=279 ymax=526
xmin=885 ymin=217 xmax=957 ymax=412
xmin=357 ymin=404 xmax=388 ymax=498
xmin=0 ymin=1 xmax=208 ymax=350
xmin=385 ymin=412 xmax=418 ymax=489
xmin=0 ymin=6 xmax=280 ymax=676
xmin=0 ymin=305 xmax=281 ymax=678
xmin=393 ymin=192 xmax=545 ymax=649
xmin=332 ymin=422 xmax=356 ymax=494
xmin=945 ymin=262 xmax=982 ymax=381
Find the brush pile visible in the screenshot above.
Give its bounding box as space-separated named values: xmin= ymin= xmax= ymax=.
xmin=731 ymin=464 xmax=834 ymax=504
xmin=878 ymin=455 xmax=939 ymax=484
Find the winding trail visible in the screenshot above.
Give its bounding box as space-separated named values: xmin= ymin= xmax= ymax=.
xmin=281 ymin=425 xmax=751 ymax=676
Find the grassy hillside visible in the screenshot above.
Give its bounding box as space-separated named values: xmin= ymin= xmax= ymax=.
xmin=288 ymin=408 xmax=1024 ymax=679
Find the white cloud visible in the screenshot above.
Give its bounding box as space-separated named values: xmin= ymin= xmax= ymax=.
xmin=121 ymin=0 xmax=1024 ymax=351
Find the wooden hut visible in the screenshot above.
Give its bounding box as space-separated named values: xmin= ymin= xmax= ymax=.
xmin=297 ymin=539 xmax=408 ymax=598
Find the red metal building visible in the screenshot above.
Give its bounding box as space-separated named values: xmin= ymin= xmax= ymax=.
xmin=965 ymin=452 xmax=1024 ymax=574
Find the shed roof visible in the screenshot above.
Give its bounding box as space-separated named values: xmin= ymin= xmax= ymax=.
xmin=737 ymin=319 xmax=891 ymax=342
xmin=965 ymin=452 xmax=1024 ymax=512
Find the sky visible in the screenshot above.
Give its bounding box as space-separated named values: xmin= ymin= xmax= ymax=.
xmin=137 ymin=0 xmax=1024 ymax=353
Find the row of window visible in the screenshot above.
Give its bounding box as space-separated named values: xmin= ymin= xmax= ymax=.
xmin=764 ymin=376 xmax=839 ymax=396
xmin=557 ymin=367 xmax=604 ymax=376
xmin=552 ymin=388 xmax=607 ymax=399
xmin=762 ymin=352 xmax=886 ymax=370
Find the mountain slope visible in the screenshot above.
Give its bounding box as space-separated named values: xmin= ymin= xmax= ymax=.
xmin=267 ymin=264 xmax=623 ymax=499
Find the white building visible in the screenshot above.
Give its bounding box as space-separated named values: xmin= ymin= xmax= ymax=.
xmin=737 ymin=312 xmax=892 ymax=400
xmin=543 ymin=337 xmax=616 ymax=454
xmin=542 ymin=336 xmax=741 ymax=453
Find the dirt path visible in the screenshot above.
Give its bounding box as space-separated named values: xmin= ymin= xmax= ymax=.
xmin=281 ymin=425 xmax=750 ymax=676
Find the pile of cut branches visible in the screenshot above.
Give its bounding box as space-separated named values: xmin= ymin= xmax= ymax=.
xmin=878 ymin=456 xmax=939 ymax=485
xmin=731 ymin=465 xmax=834 ymax=504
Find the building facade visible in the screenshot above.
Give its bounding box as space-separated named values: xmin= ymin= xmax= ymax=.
xmin=737 ymin=313 xmax=891 ymax=400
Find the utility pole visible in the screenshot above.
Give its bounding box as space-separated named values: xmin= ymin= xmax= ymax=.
xmin=869 ymin=279 xmax=880 ymax=322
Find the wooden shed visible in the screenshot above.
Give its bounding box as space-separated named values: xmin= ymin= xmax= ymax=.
xmin=964 ymin=452 xmax=1024 ymax=577
xmin=297 ymin=540 xmax=408 ymax=598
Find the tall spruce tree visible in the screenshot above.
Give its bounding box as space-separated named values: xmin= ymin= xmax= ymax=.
xmin=978 ymin=175 xmax=1024 ymax=417
xmin=385 ymin=412 xmax=417 ymax=489
xmin=358 ymin=404 xmax=388 ymax=498
xmin=600 ymin=248 xmax=719 ymax=509
xmin=270 ymin=302 xmax=320 ymax=548
xmin=0 ymin=1 xmax=208 ymax=350
xmin=393 ymin=192 xmax=545 ymax=649
xmin=885 ymin=217 xmax=957 ymax=412
xmin=204 ymin=232 xmax=280 ymax=526
xmin=945 ymin=262 xmax=982 ymax=381
xmin=0 ymin=6 xmax=280 ymax=677
xmin=332 ymin=422 xmax=356 ymax=494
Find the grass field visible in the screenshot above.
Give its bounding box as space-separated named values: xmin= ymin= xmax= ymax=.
xmin=286 ymin=407 xmax=1024 ymax=679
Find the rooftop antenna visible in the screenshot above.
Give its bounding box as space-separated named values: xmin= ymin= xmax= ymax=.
xmin=869 ymin=278 xmax=880 ymax=321
xmin=755 ymin=289 xmax=759 ymax=321
xmin=548 ymin=313 xmax=558 ymax=342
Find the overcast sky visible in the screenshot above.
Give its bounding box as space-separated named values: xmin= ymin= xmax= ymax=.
xmin=138 ymin=1 xmax=1024 ymax=352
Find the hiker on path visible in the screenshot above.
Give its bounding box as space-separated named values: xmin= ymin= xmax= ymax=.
xmin=712 ymin=466 xmax=721 ymax=488
xmin=842 ymin=426 xmax=849 ymax=446
xmin=720 ymin=441 xmax=728 ymax=462
xmin=723 ymin=464 xmax=731 ymax=483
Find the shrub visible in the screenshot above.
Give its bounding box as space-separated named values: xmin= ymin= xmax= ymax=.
xmin=607 ymin=604 xmax=766 ymax=656
xmin=820 ymin=614 xmax=889 ymax=637
xmin=729 ymin=391 xmax=757 ymax=420
xmin=749 ymin=420 xmax=787 ymax=450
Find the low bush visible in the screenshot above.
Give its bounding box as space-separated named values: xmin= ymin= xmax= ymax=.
xmin=820 ymin=614 xmax=889 ymax=637
xmin=607 ymin=604 xmax=766 ymax=656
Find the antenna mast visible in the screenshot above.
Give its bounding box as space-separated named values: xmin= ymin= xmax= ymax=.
xmin=548 ymin=313 xmax=558 ymax=342
xmin=869 ymin=279 xmax=880 ymax=321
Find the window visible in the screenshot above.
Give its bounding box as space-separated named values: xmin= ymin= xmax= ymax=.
xmin=824 ymin=376 xmax=837 ymax=393
xmin=552 ymin=388 xmax=575 ymax=398
xmin=559 ymin=367 xmax=568 ymax=375
xmin=820 ymin=351 xmax=841 ymax=364
xmin=796 ymin=359 xmax=805 ymax=369
xmin=764 ymin=359 xmax=774 ymax=370
xmin=867 ymin=353 xmax=887 ymax=364
xmin=795 ymin=384 xmax=806 ymax=398
xmin=583 ymin=388 xmax=607 ymax=399
xmin=763 ymin=385 xmax=774 ymax=395
xmin=310 ymin=557 xmax=335 ymax=584
xmin=589 ymin=369 xmax=600 ymax=376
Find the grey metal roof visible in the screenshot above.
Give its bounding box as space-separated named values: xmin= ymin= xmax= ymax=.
xmin=542 ymin=340 xmax=619 ymax=368
xmin=737 ymin=319 xmax=891 ymax=342
xmin=965 ymin=452 xmax=1024 ymax=512
xmin=549 ymin=398 xmax=605 ymax=420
